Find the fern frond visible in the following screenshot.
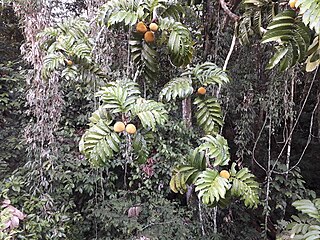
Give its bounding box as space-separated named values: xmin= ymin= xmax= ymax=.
xmin=158 ymin=77 xmax=193 ymax=102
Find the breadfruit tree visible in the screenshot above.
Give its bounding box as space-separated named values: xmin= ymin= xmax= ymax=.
xmin=79 ymin=80 xmax=168 ymax=166
xmin=97 ymin=0 xmax=193 ymax=82
xmin=160 ymin=63 xmax=259 ymax=208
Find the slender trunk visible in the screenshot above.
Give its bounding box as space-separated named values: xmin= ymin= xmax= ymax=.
xmin=213 ymin=206 xmax=218 ymax=234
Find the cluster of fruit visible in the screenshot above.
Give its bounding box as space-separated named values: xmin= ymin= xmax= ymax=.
xmin=136 ymin=21 xmax=158 ymax=43
xmin=114 ymin=121 xmax=136 ymax=134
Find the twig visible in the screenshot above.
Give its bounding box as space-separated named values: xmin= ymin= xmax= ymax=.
xmin=276 ymin=91 xmax=320 ymax=174
xmin=264 ymin=113 xmax=272 ymax=237
xmin=270 ymin=66 xmax=319 ymax=174
xmin=216 ymin=32 xmax=237 ymax=97
xmin=219 ymin=0 xmax=240 ymax=22
xmin=252 ymin=116 xmax=268 ymax=172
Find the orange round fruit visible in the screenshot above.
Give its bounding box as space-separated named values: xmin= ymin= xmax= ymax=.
xmin=149 ymin=23 xmax=158 ymax=32
xmin=114 ymin=122 xmax=125 ymax=133
xmin=144 ymin=31 xmax=155 ymax=43
xmin=197 ymin=87 xmax=206 ymax=95
xmin=136 ymin=21 xmax=147 ymax=34
xmin=126 ymin=124 xmax=136 ymax=134
xmin=66 ymin=60 xmax=73 ymax=66
xmin=289 ymin=0 xmax=297 ymax=8
xmin=220 ymin=170 xmax=230 ymax=179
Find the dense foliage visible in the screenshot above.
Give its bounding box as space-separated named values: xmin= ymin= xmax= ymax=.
xmin=0 ymin=0 xmax=320 ymax=239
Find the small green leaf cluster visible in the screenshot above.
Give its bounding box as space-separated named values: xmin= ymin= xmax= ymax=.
xmin=286 ymin=198 xmax=320 ymax=239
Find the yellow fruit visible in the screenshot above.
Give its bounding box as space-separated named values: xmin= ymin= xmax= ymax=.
xmin=144 ymin=31 xmax=155 ymax=43
xmin=66 ymin=60 xmax=73 ymax=66
xmin=220 ymin=170 xmax=230 ymax=179
xmin=114 ymin=122 xmax=125 ymax=133
xmin=289 ymin=0 xmax=297 ymax=8
xmin=149 ymin=23 xmax=158 ymax=32
xmin=126 ymin=124 xmax=136 ymax=134
xmin=136 ymin=21 xmax=147 ymax=34
xmin=197 ymin=87 xmax=206 ymax=95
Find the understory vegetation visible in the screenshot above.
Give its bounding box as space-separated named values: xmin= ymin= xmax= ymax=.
xmin=0 ymin=0 xmax=319 ymax=239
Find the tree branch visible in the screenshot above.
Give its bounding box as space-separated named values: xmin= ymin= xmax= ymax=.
xmin=219 ymin=0 xmax=240 ymax=22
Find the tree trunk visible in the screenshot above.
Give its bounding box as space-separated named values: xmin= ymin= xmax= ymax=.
xmin=182 ymin=97 xmax=192 ymax=127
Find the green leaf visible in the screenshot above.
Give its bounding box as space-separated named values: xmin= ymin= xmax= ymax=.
xmin=132 ymin=98 xmax=168 ymax=130
xmin=195 ymin=169 xmax=231 ymax=205
xmin=194 ymin=97 xmax=223 ymax=134
xmin=198 ymin=134 xmax=230 ymax=167
xmin=159 ymin=77 xmax=193 ymax=102
xmin=80 ymin=108 xmax=121 ymax=167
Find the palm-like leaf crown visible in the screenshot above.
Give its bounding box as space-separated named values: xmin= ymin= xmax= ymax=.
xmin=80 ymin=79 xmax=168 ymax=166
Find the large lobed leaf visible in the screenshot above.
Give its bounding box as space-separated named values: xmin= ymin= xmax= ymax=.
xmin=261 ymin=10 xmax=311 ymax=71
xmin=132 ymin=98 xmax=168 ymax=130
xmin=170 ymin=148 xmax=206 ymax=194
xmin=159 ymin=17 xmax=193 ymax=67
xmin=96 ymin=81 xmax=141 ymax=114
xmin=194 ymin=97 xmax=223 ymax=134
xmin=158 ymin=77 xmax=193 ymax=102
xmin=195 ymin=169 xmax=231 ymax=205
xmin=187 ymin=62 xmax=230 ymax=86
xmin=230 ymin=163 xmax=259 ymax=208
xmin=79 ymin=108 xmax=121 ymax=167
xmin=198 ymin=134 xmax=230 ymax=167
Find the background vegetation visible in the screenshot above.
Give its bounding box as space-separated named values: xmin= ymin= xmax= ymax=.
xmin=0 ymin=0 xmax=319 ymax=239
